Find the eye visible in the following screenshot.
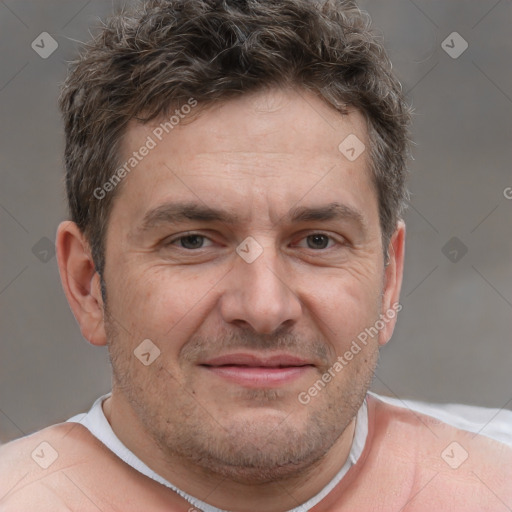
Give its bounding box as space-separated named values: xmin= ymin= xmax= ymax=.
xmin=167 ymin=233 xmax=214 ymax=250
xmin=295 ymin=233 xmax=338 ymax=250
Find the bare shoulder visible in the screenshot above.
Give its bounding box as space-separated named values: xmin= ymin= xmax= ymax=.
xmin=418 ymin=425 xmax=512 ymax=508
xmin=370 ymin=395 xmax=512 ymax=507
xmin=0 ymin=423 xmax=187 ymax=511
xmin=0 ymin=423 xmax=90 ymax=481
xmin=0 ymin=422 xmax=102 ymax=510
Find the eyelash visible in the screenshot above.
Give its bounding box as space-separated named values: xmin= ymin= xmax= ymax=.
xmin=165 ymin=231 xmax=344 ymax=251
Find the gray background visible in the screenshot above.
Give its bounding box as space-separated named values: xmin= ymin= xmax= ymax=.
xmin=1 ymin=0 xmax=511 ymax=443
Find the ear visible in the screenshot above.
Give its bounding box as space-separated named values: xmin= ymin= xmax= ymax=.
xmin=56 ymin=221 xmax=107 ymax=346
xmin=378 ymin=220 xmax=405 ymax=347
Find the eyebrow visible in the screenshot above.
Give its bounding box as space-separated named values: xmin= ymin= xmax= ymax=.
xmin=287 ymin=202 xmax=366 ymax=228
xmin=138 ymin=202 xmax=240 ymax=233
xmin=137 ymin=200 xmax=367 ymax=234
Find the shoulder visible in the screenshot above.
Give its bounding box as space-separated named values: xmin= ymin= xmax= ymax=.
xmin=0 ymin=422 xmax=104 ymax=510
xmin=367 ymin=394 xmax=512 ymax=508
xmin=0 ymin=422 xmax=95 ymax=484
xmin=371 ymin=391 xmax=512 ymax=446
xmin=0 ymin=423 xmax=186 ymax=511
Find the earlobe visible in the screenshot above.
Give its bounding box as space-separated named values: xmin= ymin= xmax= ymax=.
xmin=56 ymin=221 xmax=108 ymax=346
xmin=378 ymin=220 xmax=406 ymax=346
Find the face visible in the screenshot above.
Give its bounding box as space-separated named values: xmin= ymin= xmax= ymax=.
xmin=99 ymin=88 xmax=401 ymax=483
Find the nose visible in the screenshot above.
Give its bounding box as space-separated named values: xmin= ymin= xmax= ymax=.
xmin=219 ymin=244 xmax=302 ymax=335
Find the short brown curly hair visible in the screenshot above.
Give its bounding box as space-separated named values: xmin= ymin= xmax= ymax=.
xmin=59 ymin=0 xmax=411 ymax=276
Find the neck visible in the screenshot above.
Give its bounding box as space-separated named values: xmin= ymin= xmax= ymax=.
xmin=103 ymin=391 xmax=358 ymax=512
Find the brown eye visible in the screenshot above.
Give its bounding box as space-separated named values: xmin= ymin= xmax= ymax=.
xmin=165 ymin=233 xmax=212 ymax=250
xmin=306 ymin=234 xmax=331 ymax=250
xmin=178 ymin=234 xmax=206 ymax=249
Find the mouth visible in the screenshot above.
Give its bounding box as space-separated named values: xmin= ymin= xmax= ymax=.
xmin=199 ymin=353 xmax=315 ymax=388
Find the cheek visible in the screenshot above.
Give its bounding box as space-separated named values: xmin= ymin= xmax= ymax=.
xmin=109 ymin=265 xmax=222 ymax=346
xmin=300 ymin=266 xmax=383 ymax=343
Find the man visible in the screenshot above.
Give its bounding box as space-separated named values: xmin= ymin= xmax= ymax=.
xmin=1 ymin=0 xmax=511 ymax=510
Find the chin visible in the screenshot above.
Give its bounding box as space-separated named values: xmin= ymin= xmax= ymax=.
xmin=194 ymin=440 xmax=329 ymax=485
xmin=210 ymin=459 xmax=319 ymax=485
xmin=162 ymin=409 xmax=345 ymax=484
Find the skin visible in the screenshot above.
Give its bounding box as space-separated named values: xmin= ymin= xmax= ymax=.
xmin=56 ymin=87 xmax=405 ymax=512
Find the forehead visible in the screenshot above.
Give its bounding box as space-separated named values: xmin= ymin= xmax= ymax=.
xmin=126 ymin=88 xmax=369 ymax=161
xmin=110 ymin=87 xmax=377 ymax=230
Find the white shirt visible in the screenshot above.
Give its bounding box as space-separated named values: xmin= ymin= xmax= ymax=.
xmin=68 ymin=393 xmax=512 ymax=512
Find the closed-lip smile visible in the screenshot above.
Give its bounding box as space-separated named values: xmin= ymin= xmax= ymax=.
xmin=200 ymin=352 xmax=315 ymax=388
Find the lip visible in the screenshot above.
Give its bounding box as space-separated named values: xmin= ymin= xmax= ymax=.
xmin=199 ymin=352 xmax=314 ymax=388
xmin=201 ymin=353 xmax=312 ymax=368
